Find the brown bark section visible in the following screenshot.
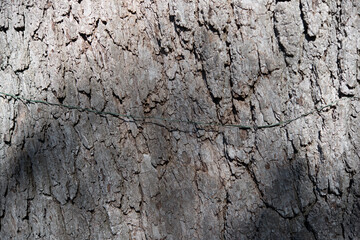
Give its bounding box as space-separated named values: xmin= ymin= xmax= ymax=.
xmin=0 ymin=0 xmax=359 ymax=239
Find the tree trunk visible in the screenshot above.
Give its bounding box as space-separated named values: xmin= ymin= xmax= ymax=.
xmin=0 ymin=0 xmax=359 ymax=239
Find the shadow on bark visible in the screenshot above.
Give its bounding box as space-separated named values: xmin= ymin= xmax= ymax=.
xmin=1 ymin=109 xmax=360 ymax=239
xmin=0 ymin=114 xmax=115 ymax=239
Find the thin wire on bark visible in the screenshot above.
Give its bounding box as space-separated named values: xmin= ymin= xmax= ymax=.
xmin=0 ymin=91 xmax=357 ymax=131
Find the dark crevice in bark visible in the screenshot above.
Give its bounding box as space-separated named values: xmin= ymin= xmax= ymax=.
xmin=57 ymin=95 xmax=65 ymax=105
xmin=341 ymin=222 xmax=346 ymax=240
xmin=221 ymin=190 xmax=230 ymax=238
xmin=111 ymin=90 xmax=123 ymax=105
xmin=93 ymin=18 xmax=100 ymax=32
xmin=200 ymin=69 xmax=221 ymax=106
xmin=169 ymin=15 xmax=192 ymax=33
xmin=79 ymin=90 xmax=91 ymax=102
xmin=79 ymin=32 xmax=91 ymax=44
xmin=286 ymin=129 xmax=298 ymax=159
xmin=299 ymin=1 xmax=317 ymax=42
xmin=250 ymin=101 xmax=257 ymax=127
xmin=13 ymin=61 xmax=30 ymax=74
xmin=338 ymin=88 xmax=355 ymax=98
xmin=309 ymin=63 xmax=322 ymax=105
xmin=204 ymin=22 xmax=221 ymax=37
xmin=14 ymin=23 xmax=25 ymax=32
xmin=335 ymin=1 xmax=345 ymax=98
xmin=0 ymin=25 xmax=8 ymax=32
xmin=231 ymin=93 xmax=246 ymax=102
xmin=246 ymin=162 xmax=265 ymax=205
xmin=231 ymin=100 xmax=238 ymax=119
xmin=273 ymin=21 xmax=288 ymax=59
xmin=304 ymin=215 xmax=318 ymax=240
xmin=157 ymin=38 xmax=170 ymax=56
xmin=317 ymin=144 xmax=324 ymax=164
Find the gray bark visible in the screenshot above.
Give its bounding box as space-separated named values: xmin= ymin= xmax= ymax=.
xmin=0 ymin=0 xmax=359 ymax=239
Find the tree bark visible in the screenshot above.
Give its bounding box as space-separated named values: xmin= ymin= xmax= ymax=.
xmin=0 ymin=0 xmax=359 ymax=239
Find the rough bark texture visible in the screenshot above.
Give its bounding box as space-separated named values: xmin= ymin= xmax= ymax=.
xmin=0 ymin=0 xmax=359 ymax=239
